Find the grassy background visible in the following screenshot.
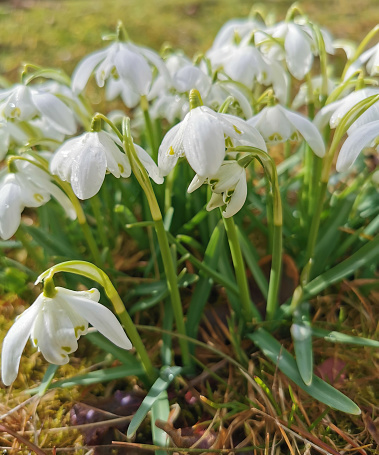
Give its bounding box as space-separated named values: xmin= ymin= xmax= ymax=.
xmin=0 ymin=0 xmax=378 ymax=80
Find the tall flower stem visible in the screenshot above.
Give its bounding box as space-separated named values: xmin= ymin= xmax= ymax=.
xmin=122 ymin=118 xmax=191 ymax=369
xmin=290 ymin=94 xmax=379 ymax=312
xmin=223 ymin=216 xmax=261 ymax=323
xmin=141 ymin=95 xmax=157 ymax=160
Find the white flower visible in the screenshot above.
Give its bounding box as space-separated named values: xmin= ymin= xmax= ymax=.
xmin=314 ymin=88 xmax=379 ymax=132
xmin=50 ymin=131 xmax=162 ymax=200
xmin=71 ymin=42 xmax=169 ymax=103
xmin=0 ymin=159 xmax=76 ymax=240
xmin=210 ymin=17 xmax=266 ymax=50
xmin=1 ymin=286 xmax=132 ymax=386
xmin=336 ymin=120 xmax=379 ymax=172
xmin=188 ymin=160 xmax=247 ymax=218
xmin=260 ymin=22 xmax=314 ymax=80
xmin=0 ymin=84 xmax=77 ymax=135
xmin=207 ymin=42 xmax=288 ymax=103
xmin=50 ymin=131 xmax=131 ymax=200
xmin=344 ymin=43 xmax=379 ymax=80
xmin=247 ymin=104 xmax=325 ymax=157
xmin=158 ymin=105 xmax=266 ymax=177
xmin=0 ymin=118 xmax=29 ymax=160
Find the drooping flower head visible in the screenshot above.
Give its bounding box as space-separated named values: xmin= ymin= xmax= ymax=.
xmin=247 ymin=103 xmax=325 ymax=157
xmin=0 ymin=156 xmax=76 ymax=240
xmin=158 ymin=90 xmax=267 ymax=177
xmin=1 ymin=285 xmax=132 ymax=386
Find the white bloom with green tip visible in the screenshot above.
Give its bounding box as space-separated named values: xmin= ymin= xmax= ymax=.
xmin=0 ymin=159 xmax=76 ymax=240
xmin=1 ymin=286 xmax=132 ymax=386
xmin=247 ymin=104 xmax=325 ymax=157
xmin=158 ymin=105 xmax=266 ymax=177
xmin=188 ymin=160 xmax=248 ymax=218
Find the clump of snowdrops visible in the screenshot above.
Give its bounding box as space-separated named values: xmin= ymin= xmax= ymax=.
xmin=0 ymin=4 xmax=378 ymax=452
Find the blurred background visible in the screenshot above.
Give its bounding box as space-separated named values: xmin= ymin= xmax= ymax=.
xmin=0 ymin=0 xmax=377 ymax=80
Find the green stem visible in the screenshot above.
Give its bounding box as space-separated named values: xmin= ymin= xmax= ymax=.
xmin=106 ymin=284 xmax=157 ymax=383
xmin=153 ymin=218 xmax=191 ymax=366
xmin=223 ymin=216 xmax=261 ymax=322
xmin=122 ymin=118 xmax=191 ymax=368
xmin=265 ymin=224 xmax=283 ymax=321
xmin=141 ymin=95 xmax=157 ymax=160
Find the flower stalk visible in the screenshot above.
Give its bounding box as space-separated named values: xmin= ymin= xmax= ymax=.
xmin=122 ymin=117 xmax=191 ymax=369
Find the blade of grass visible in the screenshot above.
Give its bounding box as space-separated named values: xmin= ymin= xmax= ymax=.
xmin=127 ymin=366 xmax=182 ymax=439
xmin=247 ymin=328 xmax=361 ymax=415
xmin=311 ymin=328 xmax=379 ymax=347
xmin=291 ymin=302 xmax=313 ymax=386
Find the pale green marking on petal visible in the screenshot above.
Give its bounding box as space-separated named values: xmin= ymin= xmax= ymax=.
xmin=118 ymin=163 xmax=124 ymax=173
xmin=168 ymin=146 xmax=175 ymax=156
xmin=61 ymin=346 xmax=72 ymax=353
xmin=34 ymin=193 xmax=44 ymax=203
xmin=233 ymin=125 xmax=242 ymax=135
xmin=75 ymin=325 xmax=86 ymax=338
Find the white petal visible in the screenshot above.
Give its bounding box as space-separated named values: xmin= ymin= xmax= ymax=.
xmin=222 ymin=173 xmax=247 ymax=217
xmin=137 ymin=45 xmax=173 ymax=87
xmin=32 ymin=92 xmax=77 ymax=136
xmin=65 ymin=295 xmax=132 ymax=349
xmin=183 ymin=107 xmax=225 ymax=176
xmin=115 ymin=45 xmax=152 ymax=96
xmin=285 ymin=24 xmax=313 ymax=79
xmin=1 ymin=297 xmax=42 ymax=385
xmin=42 ymin=180 xmax=77 ymax=220
xmin=283 ymin=107 xmax=326 ymax=157
xmin=31 ymin=300 xmax=77 ymax=365
xmin=72 ymin=49 xmax=108 ymax=94
xmin=222 ymin=113 xmax=267 ymax=151
xmin=158 ymin=121 xmax=185 ymax=176
xmin=187 ymin=174 xmax=206 ymax=193
xmin=97 ymin=131 xmax=131 ymax=178
xmin=337 ymin=121 xmax=379 ymax=171
xmin=206 ymin=192 xmax=224 ymax=211
xmin=134 ymin=144 xmax=163 ymax=184
xmin=0 ymin=175 xmax=23 ymax=240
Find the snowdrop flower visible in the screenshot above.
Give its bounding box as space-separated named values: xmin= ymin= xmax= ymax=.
xmin=314 ymin=88 xmax=379 ymax=132
xmin=259 ymin=21 xmax=333 ymax=80
xmin=72 ymin=41 xmax=169 ymax=105
xmin=188 ymin=160 xmax=248 ymax=218
xmin=247 ymin=104 xmax=325 ymax=157
xmin=0 ymin=84 xmax=77 ymax=135
xmin=208 ymin=42 xmax=288 ymax=104
xmin=210 ymin=16 xmax=266 ymax=50
xmin=50 ymin=130 xmax=162 ymax=200
xmin=336 ymin=120 xmax=379 ymax=172
xmin=344 ymin=43 xmax=379 ymax=80
xmin=1 ymin=286 xmax=132 ymax=386
xmin=0 ymin=158 xmax=76 ymax=240
xmin=158 ymin=100 xmax=266 ymax=177
xmin=0 ymin=118 xmax=29 ymax=160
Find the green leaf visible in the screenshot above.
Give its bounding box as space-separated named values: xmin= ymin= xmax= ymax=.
xmin=186 ymin=221 xmax=225 ymax=341
xmin=85 ymin=332 xmax=143 ymax=367
xmin=26 ymin=365 xmax=145 ymax=394
xmin=127 ymin=366 xmax=182 ymax=438
xmin=304 ymin=234 xmax=379 ymax=298
xmin=247 ymin=328 xmax=361 ymax=415
xmin=238 ymin=229 xmax=269 ymax=299
xmin=312 ymin=328 xmax=379 ymax=347
xmin=38 ymin=364 xmax=59 ymax=396
xmin=151 ymin=391 xmax=170 ymax=455
xmin=291 ymin=303 xmax=313 ymax=385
